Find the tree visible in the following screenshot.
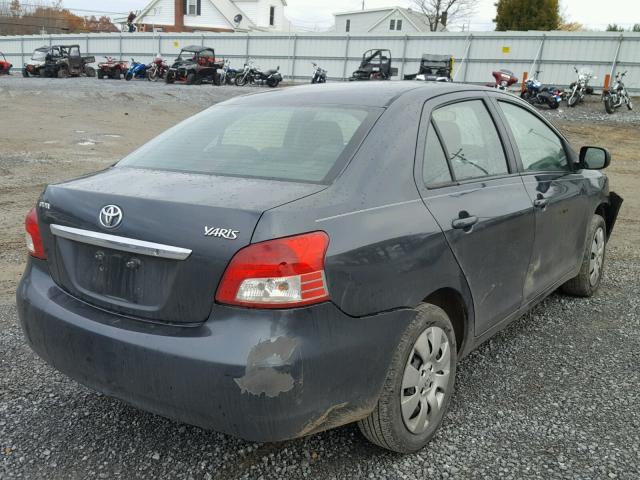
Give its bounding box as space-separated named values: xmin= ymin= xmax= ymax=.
xmin=410 ymin=0 xmax=479 ymax=31
xmin=494 ymin=0 xmax=561 ymax=31
xmin=606 ymin=23 xmax=625 ymax=32
xmin=558 ymin=21 xmax=583 ymax=31
xmin=632 ymin=24 xmax=640 ymax=32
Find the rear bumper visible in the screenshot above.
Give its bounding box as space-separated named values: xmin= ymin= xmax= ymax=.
xmin=16 ymin=258 xmax=412 ymax=442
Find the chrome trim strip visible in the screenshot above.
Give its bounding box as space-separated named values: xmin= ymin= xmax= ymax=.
xmin=50 ymin=224 xmax=192 ymax=261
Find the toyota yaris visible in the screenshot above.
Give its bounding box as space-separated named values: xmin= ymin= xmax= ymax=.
xmin=17 ymin=82 xmax=622 ymax=453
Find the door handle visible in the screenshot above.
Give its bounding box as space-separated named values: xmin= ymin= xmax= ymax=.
xmin=533 ymin=198 xmax=549 ymax=208
xmin=451 ymin=216 xmax=478 ymax=229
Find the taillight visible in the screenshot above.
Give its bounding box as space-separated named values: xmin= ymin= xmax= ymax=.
xmin=216 ymin=231 xmax=330 ymax=308
xmin=25 ymin=207 xmax=47 ymax=260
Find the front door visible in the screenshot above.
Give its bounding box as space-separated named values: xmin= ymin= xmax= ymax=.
xmin=415 ymin=94 xmax=535 ymax=335
xmin=492 ymin=99 xmax=590 ymax=302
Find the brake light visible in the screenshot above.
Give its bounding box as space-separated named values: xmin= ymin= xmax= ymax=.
xmin=25 ymin=207 xmax=46 ymax=259
xmin=216 ymin=231 xmax=330 ymax=308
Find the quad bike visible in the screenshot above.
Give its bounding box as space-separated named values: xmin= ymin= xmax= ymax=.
xmin=404 ymin=54 xmax=453 ymax=82
xmin=349 ymin=49 xmax=397 ymax=81
xmin=486 ymin=69 xmax=518 ymax=90
xmin=603 ymin=71 xmax=633 ymax=114
xmin=97 ymin=57 xmax=128 ymax=79
xmin=0 ymin=52 xmax=12 ymax=75
xmin=166 ymin=45 xmax=221 ymax=85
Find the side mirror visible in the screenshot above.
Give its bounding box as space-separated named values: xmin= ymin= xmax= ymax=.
xmin=580 ymin=146 xmax=610 ymax=170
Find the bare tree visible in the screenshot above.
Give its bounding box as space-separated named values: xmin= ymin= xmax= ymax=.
xmin=410 ymin=0 xmax=479 ymax=31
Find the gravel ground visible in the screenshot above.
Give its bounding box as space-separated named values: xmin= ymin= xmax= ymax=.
xmin=1 ymin=76 xmax=639 ymax=479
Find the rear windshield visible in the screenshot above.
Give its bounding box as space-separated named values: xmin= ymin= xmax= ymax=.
xmin=117 ymin=105 xmax=378 ymax=183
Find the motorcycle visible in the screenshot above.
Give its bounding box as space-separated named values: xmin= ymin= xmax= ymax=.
xmin=235 ymin=60 xmax=282 ymax=88
xmin=567 ymin=67 xmax=595 ymax=107
xmin=311 ymin=62 xmax=327 ymax=83
xmin=487 ymin=69 xmax=518 ymax=90
xmin=147 ymin=55 xmax=168 ymax=82
xmin=218 ymin=59 xmax=240 ymax=85
xmin=521 ymin=72 xmax=562 ymax=109
xmin=603 ymin=71 xmax=633 ymax=114
xmin=125 ymin=58 xmax=148 ymax=81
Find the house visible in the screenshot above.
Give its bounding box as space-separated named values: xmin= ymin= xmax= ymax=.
xmin=129 ymin=0 xmax=291 ymax=33
xmin=334 ymin=6 xmax=445 ymax=34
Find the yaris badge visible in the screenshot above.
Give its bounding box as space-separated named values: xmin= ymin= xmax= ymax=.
xmin=205 ymin=226 xmax=238 ymax=239
xmin=99 ymin=205 xmax=123 ymax=229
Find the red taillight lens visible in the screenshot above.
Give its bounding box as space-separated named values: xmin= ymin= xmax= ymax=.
xmin=25 ymin=207 xmax=46 ymax=260
xmin=216 ymin=231 xmax=330 ymax=308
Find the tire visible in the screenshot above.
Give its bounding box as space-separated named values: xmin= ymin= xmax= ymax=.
xmin=57 ymin=67 xmax=68 ymax=78
xmin=626 ymin=98 xmax=633 ymax=110
xmin=212 ymin=71 xmax=221 ymax=86
xmin=112 ymin=67 xmax=121 ymax=80
xmin=567 ymin=89 xmax=580 ymax=107
xmin=97 ymin=70 xmax=104 ymax=79
xmin=561 ymin=215 xmax=607 ymax=297
xmin=186 ymin=72 xmax=196 ymax=85
xmin=267 ymin=77 xmax=279 ymax=88
xmin=604 ymin=94 xmax=615 ymax=114
xmin=22 ymin=68 xmax=29 ymax=77
xmin=165 ymin=71 xmax=175 ymax=84
xmin=148 ymin=67 xmax=158 ymax=82
xmin=84 ymin=66 xmax=96 ymax=77
xmin=235 ymin=74 xmax=247 ymax=87
xmin=358 ymin=304 xmax=457 ymax=453
xmin=125 ymin=71 xmax=133 ymax=81
xmin=549 ymin=99 xmax=559 ymax=109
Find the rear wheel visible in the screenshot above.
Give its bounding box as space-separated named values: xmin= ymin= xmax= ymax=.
xmin=97 ymin=69 xmax=104 ymax=79
xmin=22 ymin=68 xmax=29 ymax=77
xmin=165 ymin=70 xmax=175 ymax=84
xmin=358 ymin=304 xmax=457 ymax=453
xmin=267 ymin=77 xmax=279 ymax=88
xmin=186 ymin=72 xmax=196 ymax=85
xmin=84 ymin=66 xmax=96 ymax=77
xmin=561 ymin=215 xmax=607 ymax=297
xmin=57 ymin=67 xmax=68 ymax=78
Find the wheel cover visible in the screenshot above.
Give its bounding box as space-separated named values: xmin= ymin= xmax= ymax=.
xmin=400 ymin=326 xmax=451 ymax=434
xmin=589 ymin=227 xmax=605 ymax=286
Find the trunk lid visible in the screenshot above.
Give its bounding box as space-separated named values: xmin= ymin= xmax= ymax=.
xmin=39 ymin=167 xmax=324 ymax=324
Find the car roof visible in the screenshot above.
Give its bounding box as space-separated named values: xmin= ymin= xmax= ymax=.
xmin=224 ymin=81 xmax=486 ymax=108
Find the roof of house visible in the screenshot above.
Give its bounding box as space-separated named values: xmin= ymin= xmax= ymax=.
xmin=333 ymin=6 xmax=438 ymax=32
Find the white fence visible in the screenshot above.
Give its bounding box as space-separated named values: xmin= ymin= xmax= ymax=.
xmin=1 ymin=31 xmax=639 ymax=91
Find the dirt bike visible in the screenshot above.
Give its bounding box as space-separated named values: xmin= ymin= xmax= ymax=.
xmin=603 ymin=71 xmax=633 ymax=114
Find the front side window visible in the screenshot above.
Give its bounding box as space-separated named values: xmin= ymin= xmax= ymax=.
xmin=498 ymin=102 xmax=568 ymax=172
xmin=432 ymin=100 xmax=508 ymax=181
xmin=118 ymin=105 xmax=378 ymax=184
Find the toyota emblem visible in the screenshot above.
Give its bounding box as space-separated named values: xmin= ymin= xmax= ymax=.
xmin=99 ymin=205 xmax=123 ymax=229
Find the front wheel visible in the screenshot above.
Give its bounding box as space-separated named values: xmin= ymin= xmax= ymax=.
xmin=567 ymin=88 xmax=580 ymax=107
xmin=604 ymin=94 xmax=615 ymax=114
xmin=235 ymin=74 xmax=247 ymax=86
xmin=186 ymin=72 xmax=196 ymax=85
xmin=165 ymin=70 xmax=175 ymax=84
xmin=57 ymin=67 xmax=68 ymax=78
xmin=626 ymin=96 xmax=633 ymax=110
xmin=358 ymin=304 xmax=457 ymax=453
xmin=561 ymin=215 xmax=607 ymax=297
xmin=125 ymin=71 xmax=133 ymax=81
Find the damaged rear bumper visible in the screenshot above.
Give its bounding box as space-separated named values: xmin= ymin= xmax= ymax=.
xmin=16 ymin=258 xmax=413 ymax=442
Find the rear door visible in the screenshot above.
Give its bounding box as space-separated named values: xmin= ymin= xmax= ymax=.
xmin=414 ymin=92 xmax=534 ymax=335
xmin=491 ymin=97 xmax=590 ymax=302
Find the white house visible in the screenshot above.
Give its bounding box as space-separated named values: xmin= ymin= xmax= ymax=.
xmin=334 ymin=6 xmax=444 ymax=34
xmin=130 ymin=0 xmax=291 ymax=33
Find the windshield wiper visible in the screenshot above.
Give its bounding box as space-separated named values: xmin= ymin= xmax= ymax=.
xmin=449 ymin=148 xmax=489 ymax=175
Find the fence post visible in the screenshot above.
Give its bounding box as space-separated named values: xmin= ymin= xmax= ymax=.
xmin=609 ymin=34 xmax=624 ymax=82
xmin=245 ymin=34 xmax=250 ymax=63
xmin=201 ymin=34 xmax=205 ymax=46
xmin=342 ymin=34 xmax=350 ymax=80
xmin=158 ymin=33 xmax=162 ymax=56
xmin=461 ymin=33 xmax=473 ymax=83
xmin=20 ymin=36 xmax=24 ymax=71
xmin=399 ymin=34 xmax=408 ymax=79
xmin=454 ymin=33 xmax=472 ymax=82
xmin=530 ymin=33 xmax=546 ymax=78
xmin=86 ymin=35 xmax=89 ymax=54
xmin=119 ymin=33 xmax=123 ymax=60
xmin=290 ymin=33 xmax=298 ymax=82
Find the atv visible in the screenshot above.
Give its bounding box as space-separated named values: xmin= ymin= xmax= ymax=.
xmin=97 ymin=56 xmax=128 ymax=79
xmin=165 ymin=45 xmax=221 ymax=85
xmin=349 ymin=49 xmax=397 ymax=81
xmin=404 ymin=54 xmax=453 ymax=82
xmin=0 ymin=52 xmax=12 ymax=75
xmin=24 ymin=45 xmax=95 ymax=78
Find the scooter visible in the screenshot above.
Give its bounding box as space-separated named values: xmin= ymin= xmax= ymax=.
xmin=603 ymin=71 xmax=633 ymax=114
xmin=521 ymin=73 xmax=562 ymax=109
xmin=125 ymin=59 xmax=148 ymax=81
xmin=311 ymin=62 xmax=327 ymax=83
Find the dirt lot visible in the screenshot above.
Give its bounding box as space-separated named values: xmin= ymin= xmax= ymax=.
xmin=1 ymin=76 xmax=639 ymax=479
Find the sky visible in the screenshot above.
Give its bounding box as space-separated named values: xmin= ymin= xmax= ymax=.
xmin=61 ymin=0 xmax=640 ymax=32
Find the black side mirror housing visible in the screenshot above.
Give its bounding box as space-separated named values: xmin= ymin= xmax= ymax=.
xmin=580 ymin=146 xmax=611 ymax=170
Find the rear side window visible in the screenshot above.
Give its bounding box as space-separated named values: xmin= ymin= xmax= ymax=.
xmin=498 ymin=102 xmax=568 ymax=172
xmin=423 ymin=122 xmax=452 ymax=186
xmin=432 ymin=100 xmax=508 ymax=181
xmin=118 ymin=105 xmax=377 ymax=183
